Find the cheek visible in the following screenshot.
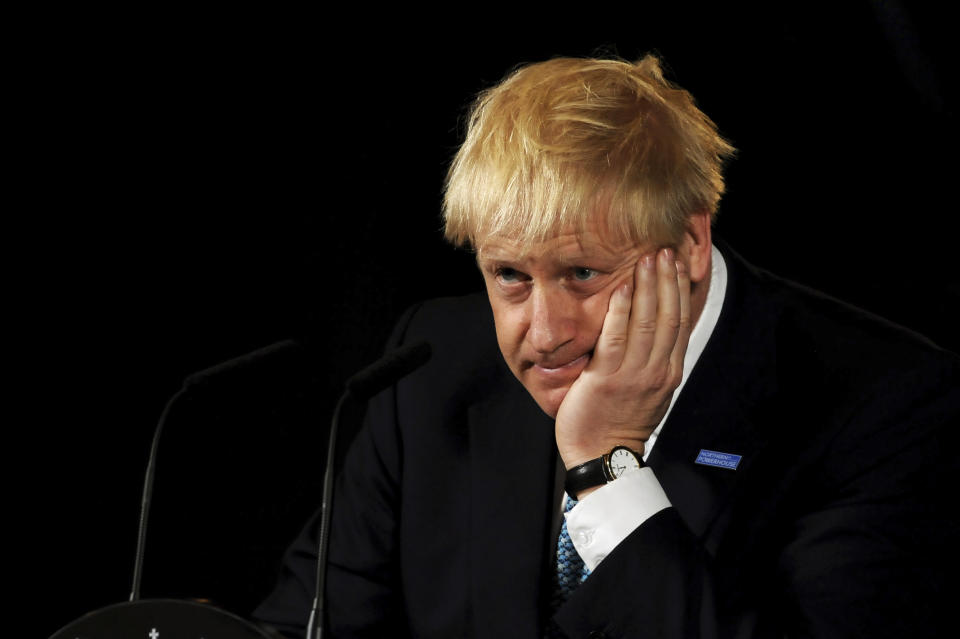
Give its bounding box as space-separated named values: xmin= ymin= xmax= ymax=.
xmin=581 ymin=292 xmax=615 ymax=342
xmin=491 ymin=306 xmax=526 ymax=358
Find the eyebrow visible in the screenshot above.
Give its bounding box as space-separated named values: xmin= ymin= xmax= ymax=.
xmin=475 ymin=248 xmax=525 ymax=263
xmin=476 ymin=249 xmax=621 ymax=272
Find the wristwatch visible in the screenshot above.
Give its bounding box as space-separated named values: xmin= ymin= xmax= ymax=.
xmin=565 ymin=446 xmax=645 ymax=497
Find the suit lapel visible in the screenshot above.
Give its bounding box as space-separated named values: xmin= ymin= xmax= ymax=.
xmin=648 ymin=241 xmax=778 ymax=552
xmin=469 ymin=371 xmax=557 ymax=638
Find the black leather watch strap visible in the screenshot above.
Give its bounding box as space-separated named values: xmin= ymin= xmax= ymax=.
xmin=564 ymin=456 xmax=611 ymax=497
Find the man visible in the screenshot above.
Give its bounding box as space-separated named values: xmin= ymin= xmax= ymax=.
xmin=256 ymin=55 xmax=959 ymax=637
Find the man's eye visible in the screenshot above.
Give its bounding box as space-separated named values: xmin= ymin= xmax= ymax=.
xmin=572 ymin=267 xmax=598 ymax=281
xmin=496 ymin=267 xmax=525 ymax=283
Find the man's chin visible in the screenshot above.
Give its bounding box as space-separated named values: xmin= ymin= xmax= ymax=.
xmin=530 ymin=386 xmax=570 ymax=419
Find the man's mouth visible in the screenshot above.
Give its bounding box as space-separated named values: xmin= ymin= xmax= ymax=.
xmin=527 ymin=352 xmax=592 ymax=382
xmin=533 ymin=352 xmax=590 ymax=371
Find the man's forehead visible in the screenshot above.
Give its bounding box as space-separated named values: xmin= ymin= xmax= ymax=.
xmin=477 ymin=228 xmax=646 ymax=262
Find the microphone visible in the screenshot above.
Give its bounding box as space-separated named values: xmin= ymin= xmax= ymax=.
xmin=346 ymin=340 xmax=432 ymax=399
xmin=183 ymin=340 xmax=302 ymax=388
xmin=129 ymin=340 xmax=304 ymax=603
xmin=306 ymin=341 xmax=432 ymax=639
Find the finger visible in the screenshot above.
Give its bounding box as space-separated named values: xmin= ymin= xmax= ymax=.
xmin=646 ymin=248 xmax=681 ymax=371
xmin=621 ymin=252 xmax=658 ymax=371
xmin=668 ymin=259 xmax=692 ymax=380
xmin=590 ymin=279 xmax=634 ymax=374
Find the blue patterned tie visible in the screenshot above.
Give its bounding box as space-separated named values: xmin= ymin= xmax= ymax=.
xmin=551 ymin=495 xmax=591 ymax=609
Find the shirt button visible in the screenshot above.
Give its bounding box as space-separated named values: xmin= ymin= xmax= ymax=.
xmin=575 ymin=529 xmax=594 ymax=546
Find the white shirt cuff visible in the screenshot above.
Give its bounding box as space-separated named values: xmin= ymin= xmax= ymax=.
xmin=565 ymin=467 xmax=672 ymax=571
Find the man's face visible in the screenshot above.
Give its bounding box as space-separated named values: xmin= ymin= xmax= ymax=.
xmin=477 ymin=229 xmax=648 ymax=418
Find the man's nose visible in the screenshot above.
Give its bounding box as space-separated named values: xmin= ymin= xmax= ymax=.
xmin=527 ymin=285 xmax=576 ymax=354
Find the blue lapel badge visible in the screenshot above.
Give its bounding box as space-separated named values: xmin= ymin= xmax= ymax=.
xmin=695 ymin=449 xmax=742 ymax=470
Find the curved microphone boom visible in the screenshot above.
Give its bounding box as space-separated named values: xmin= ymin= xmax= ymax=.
xmin=129 ymin=340 xmax=302 ymax=602
xmin=306 ymin=341 xmax=432 ymax=639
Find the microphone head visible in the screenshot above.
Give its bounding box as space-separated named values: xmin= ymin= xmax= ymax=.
xmin=345 ymin=341 xmax=432 ymax=400
xmin=182 ymin=340 xmax=303 ymax=389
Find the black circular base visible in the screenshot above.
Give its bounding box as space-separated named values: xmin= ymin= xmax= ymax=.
xmin=51 ymin=599 xmax=276 ymax=639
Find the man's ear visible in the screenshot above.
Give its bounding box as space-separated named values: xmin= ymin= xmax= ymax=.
xmin=683 ymin=211 xmax=712 ymax=283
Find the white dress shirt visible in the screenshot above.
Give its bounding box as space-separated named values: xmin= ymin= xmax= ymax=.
xmin=565 ymin=246 xmax=728 ymax=570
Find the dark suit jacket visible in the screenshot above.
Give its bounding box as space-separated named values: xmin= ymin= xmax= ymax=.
xmin=255 ymin=243 xmax=960 ymax=638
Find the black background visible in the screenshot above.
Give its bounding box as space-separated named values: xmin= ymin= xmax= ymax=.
xmin=23 ymin=4 xmax=957 ymax=636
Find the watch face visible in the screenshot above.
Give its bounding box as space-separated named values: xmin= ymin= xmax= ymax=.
xmin=608 ymin=447 xmax=642 ymax=478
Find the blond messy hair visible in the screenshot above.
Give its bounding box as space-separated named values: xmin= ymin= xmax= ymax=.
xmin=443 ymin=55 xmax=735 ymax=249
